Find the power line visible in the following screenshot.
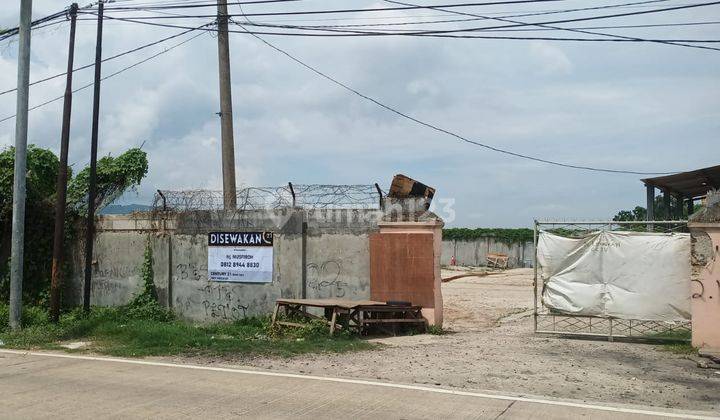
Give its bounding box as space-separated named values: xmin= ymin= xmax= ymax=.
xmin=90 ymin=0 xmax=720 ymax=49
xmin=232 ymin=23 xmax=677 ymax=175
xmin=0 ymin=23 xmax=212 ymax=97
xmin=464 ymin=20 xmax=720 ymax=32
xmin=231 ymin=19 xmax=720 ymax=41
xmin=380 ymin=0 xmax=720 ymax=52
xmin=106 ymin=0 xmax=303 ymax=10
xmin=90 ymin=12 xmax=720 ymax=47
xmin=279 ymin=19 xmax=720 ymax=32
xmin=101 ymin=0 xmax=571 ymax=16
xmin=0 ymin=30 xmax=206 ymax=124
xmin=0 ymin=8 xmax=69 ymax=41
xmin=225 ymin=19 xmax=720 ymax=43
xmin=271 ymin=0 xmax=673 ymax=30
xmin=380 ymin=0 xmax=720 ymax=34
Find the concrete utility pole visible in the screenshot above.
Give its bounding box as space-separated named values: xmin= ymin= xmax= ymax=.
xmin=83 ymin=1 xmax=104 ymax=313
xmin=50 ymin=3 xmax=79 ymax=322
xmin=9 ymin=0 xmax=34 ymax=331
xmin=216 ymin=0 xmax=237 ymax=209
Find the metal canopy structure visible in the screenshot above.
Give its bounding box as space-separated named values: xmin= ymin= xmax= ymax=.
xmin=641 ymin=164 xmax=720 ymax=221
xmin=642 ymin=164 xmax=720 ymax=198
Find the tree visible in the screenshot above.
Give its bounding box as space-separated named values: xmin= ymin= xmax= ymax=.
xmin=67 ymin=148 xmax=149 ymax=215
xmin=0 ymin=146 xmax=61 ymax=304
xmin=613 ymin=196 xmax=700 ymax=222
xmin=613 ymin=206 xmax=646 ymax=222
xmin=0 ymin=145 xmax=148 ymax=305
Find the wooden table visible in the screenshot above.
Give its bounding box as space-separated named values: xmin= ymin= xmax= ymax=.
xmin=486 ymin=253 xmax=509 ymax=269
xmin=271 ymin=298 xmax=426 ymax=335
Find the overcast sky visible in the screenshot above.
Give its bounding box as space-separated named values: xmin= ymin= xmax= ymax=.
xmin=1 ymin=0 xmax=718 ymax=227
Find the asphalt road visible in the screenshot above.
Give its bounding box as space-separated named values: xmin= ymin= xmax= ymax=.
xmin=0 ymin=350 xmax=717 ymax=420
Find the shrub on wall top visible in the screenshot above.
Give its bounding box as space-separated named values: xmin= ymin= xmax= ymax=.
xmin=442 ymin=228 xmax=533 ymax=244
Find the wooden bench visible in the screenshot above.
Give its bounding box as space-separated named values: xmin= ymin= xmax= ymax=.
xmin=486 ymin=253 xmax=509 ymax=269
xmin=271 ymin=298 xmax=426 ymax=335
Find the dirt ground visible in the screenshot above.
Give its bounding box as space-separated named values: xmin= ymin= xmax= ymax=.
xmin=176 ymin=268 xmax=720 ymax=412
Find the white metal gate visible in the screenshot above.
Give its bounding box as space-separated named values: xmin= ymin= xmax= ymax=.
xmin=532 ymin=220 xmax=691 ymax=341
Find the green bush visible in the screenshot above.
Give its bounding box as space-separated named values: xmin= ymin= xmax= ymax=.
xmin=0 ymin=302 xmax=51 ymax=334
xmin=0 ymin=145 xmax=149 ymax=305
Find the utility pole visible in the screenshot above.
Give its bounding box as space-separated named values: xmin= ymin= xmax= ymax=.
xmin=217 ymin=0 xmax=237 ymax=209
xmin=83 ymin=1 xmax=103 ymax=313
xmin=50 ymin=3 xmax=78 ymax=322
xmin=9 ymin=0 xmax=34 ymax=331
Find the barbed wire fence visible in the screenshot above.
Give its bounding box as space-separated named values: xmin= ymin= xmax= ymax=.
xmin=153 ymin=184 xmax=383 ymax=211
xmin=151 ymin=184 xmax=385 ymax=232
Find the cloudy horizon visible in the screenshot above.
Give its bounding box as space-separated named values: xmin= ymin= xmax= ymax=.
xmin=1 ymin=0 xmax=718 ymax=227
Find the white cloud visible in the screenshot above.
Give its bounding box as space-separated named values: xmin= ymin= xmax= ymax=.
xmin=530 ymin=42 xmax=573 ymax=75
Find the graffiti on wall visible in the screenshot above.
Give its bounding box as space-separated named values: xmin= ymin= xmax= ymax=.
xmin=93 ymin=264 xmax=139 ymax=279
xmin=306 ymin=260 xmax=355 ymax=298
xmin=176 ymin=263 xmax=207 ymax=282
xmin=90 ymin=264 xmax=140 ymax=299
xmin=198 ymin=283 xmax=250 ymax=320
xmin=174 ymin=281 xmax=271 ymax=322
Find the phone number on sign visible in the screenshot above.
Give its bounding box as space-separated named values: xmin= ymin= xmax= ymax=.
xmin=219 ymin=262 xmax=260 ymax=268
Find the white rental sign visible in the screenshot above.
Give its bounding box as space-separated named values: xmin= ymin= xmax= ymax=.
xmin=207 ymin=232 xmax=273 ymax=283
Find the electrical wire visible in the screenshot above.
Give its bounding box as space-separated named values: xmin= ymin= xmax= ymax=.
xmin=101 ymin=0 xmax=572 ymax=16
xmin=233 ymin=23 xmax=677 ymax=175
xmin=0 ymin=30 xmax=206 ymax=124
xmin=105 ymin=0 xmax=570 ymax=13
xmin=274 ymin=20 xmax=720 ymax=32
xmin=91 ymin=12 xmax=720 ymax=48
xmin=0 ymin=23 xmax=213 ymax=97
xmin=266 ymin=0 xmax=672 ymax=30
xmin=379 ymin=0 xmax=720 ymax=51
xmin=230 ymin=19 xmax=720 ymax=41
xmin=106 ymin=0 xmax=304 ymax=10
xmin=497 ymin=21 xmax=720 ymax=32
xmin=89 ymin=0 xmax=720 ymax=42
xmin=0 ymin=9 xmax=70 ymax=41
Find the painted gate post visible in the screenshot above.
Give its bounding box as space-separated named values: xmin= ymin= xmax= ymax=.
xmin=688 ymin=190 xmax=720 ymax=357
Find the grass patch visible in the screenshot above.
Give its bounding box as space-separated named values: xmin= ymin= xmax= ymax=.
xmin=650 ymin=330 xmax=696 ymax=355
xmin=0 ymin=304 xmax=373 ymax=358
xmin=0 ymin=242 xmax=371 ymax=357
xmin=426 ymin=324 xmax=446 ymax=335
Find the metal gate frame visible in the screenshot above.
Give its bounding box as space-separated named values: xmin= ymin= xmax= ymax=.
xmin=532 ymin=220 xmax=691 ymax=342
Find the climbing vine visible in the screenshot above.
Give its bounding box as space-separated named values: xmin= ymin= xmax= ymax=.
xmin=127 ymin=238 xmax=172 ymax=321
xmin=442 ymin=228 xmax=534 ymax=244
xmin=0 ymin=145 xmax=149 ymax=305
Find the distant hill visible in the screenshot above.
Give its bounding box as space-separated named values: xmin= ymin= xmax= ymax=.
xmin=100 ymin=204 xmax=152 ymax=215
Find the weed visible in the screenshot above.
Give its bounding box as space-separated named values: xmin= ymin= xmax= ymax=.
xmin=650 ymin=330 xmax=697 ymax=355
xmin=0 ymin=245 xmax=371 ymax=357
xmin=427 ymin=324 xmax=445 ymax=335
xmin=0 ymin=303 xmax=372 ymax=357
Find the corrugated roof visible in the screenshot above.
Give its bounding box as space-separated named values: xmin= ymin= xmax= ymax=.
xmin=642 ymin=164 xmax=720 ymax=198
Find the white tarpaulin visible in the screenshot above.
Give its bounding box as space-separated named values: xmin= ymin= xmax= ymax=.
xmin=538 ymin=230 xmax=691 ymax=321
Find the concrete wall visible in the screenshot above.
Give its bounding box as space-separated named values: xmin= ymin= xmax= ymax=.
xmin=440 ymin=238 xmax=534 ymax=268
xmin=303 ymin=209 xmax=378 ymax=301
xmin=66 ymin=208 xmax=382 ymax=322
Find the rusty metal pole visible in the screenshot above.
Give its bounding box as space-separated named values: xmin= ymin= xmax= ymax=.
xmin=50 ymin=3 xmax=78 ymax=323
xmin=83 ymin=1 xmax=104 ymax=313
